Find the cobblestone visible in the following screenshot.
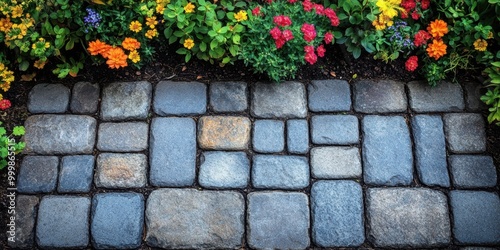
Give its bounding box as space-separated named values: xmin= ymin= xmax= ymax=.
xmin=444 ymin=113 xmax=486 ymax=153
xmin=311 ymin=146 xmax=362 ymax=179
xmin=28 ymin=83 xmax=70 ymax=113
xmin=17 ymin=156 xmax=58 ymax=194
xmin=354 ymin=80 xmax=407 ymax=113
xmin=197 ymin=116 xmax=250 ymax=150
xmin=311 ymin=115 xmax=359 ymax=145
xmin=308 ymin=80 xmax=351 ymax=112
xmin=71 ymin=82 xmax=100 ymax=114
xmin=101 ymin=81 xmax=152 ymax=120
xmin=58 ymin=155 xmax=94 ymax=193
xmin=97 ymin=122 xmax=149 ymax=152
xmin=449 ymin=155 xmax=497 ymax=188
xmin=7 ymin=196 xmax=39 ymax=249
xmin=199 ymin=151 xmax=249 ymax=188
xmin=408 ymin=81 xmax=464 ymax=112
xmin=253 ymin=119 xmax=285 ymax=153
xmin=287 ymin=119 xmax=309 ymax=154
xmin=95 ymin=153 xmax=147 ymax=188
xmin=252 ymin=155 xmax=309 ymax=189
xmin=210 ymin=81 xmax=248 ymax=112
xmin=251 ymin=81 xmax=307 ymax=118
xmin=154 ymin=81 xmax=206 ymax=115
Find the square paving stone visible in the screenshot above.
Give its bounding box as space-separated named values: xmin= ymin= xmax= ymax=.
xmin=101 ymin=81 xmax=152 ymax=121
xmin=91 ymin=193 xmax=144 ymax=249
xmin=367 ymin=188 xmax=451 ymax=247
xmin=311 ymin=146 xmax=362 ymax=179
xmin=7 ymin=195 xmax=39 ymax=249
xmin=28 ymin=83 xmax=70 ymax=113
xmin=311 ymin=115 xmax=359 ymax=145
xmin=464 ymin=82 xmax=487 ymax=111
xmin=311 ymin=181 xmax=365 ymax=247
xmin=287 ymin=119 xmax=309 ymax=154
xmin=252 ymin=155 xmax=309 ymax=189
xmin=146 ymin=189 xmax=244 ymax=249
xmin=97 ymin=122 xmax=149 ymax=152
xmin=253 ymin=119 xmax=285 ymax=153
xmin=450 ymin=191 xmax=500 ymax=244
xmin=248 ymin=192 xmax=310 ymax=249
xmin=198 ymin=116 xmax=251 ymax=150
xmin=251 ymin=81 xmax=307 ymax=118
xmin=36 ymin=196 xmax=90 ymax=248
xmin=70 ymin=82 xmax=100 ymax=114
xmin=17 ymin=156 xmax=58 ymax=194
xmin=444 ymin=113 xmax=486 ymax=153
xmin=154 ymin=81 xmax=206 ymax=115
xmin=308 ymin=80 xmax=351 ymax=112
xmin=407 ymin=81 xmax=465 ymax=112
xmin=210 ymin=81 xmax=248 ymax=112
xmin=449 ymin=155 xmax=497 ymax=188
xmin=95 ymin=153 xmax=147 ymax=188
xmin=58 ymin=155 xmax=94 ymax=193
xmin=353 ymin=80 xmax=407 ymax=113
xmin=199 ymin=151 xmax=249 ymax=189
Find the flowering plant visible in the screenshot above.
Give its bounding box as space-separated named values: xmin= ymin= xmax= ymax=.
xmin=0 ymin=122 xmax=25 ymax=170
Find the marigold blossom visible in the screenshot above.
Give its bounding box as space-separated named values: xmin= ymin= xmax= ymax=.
xmin=145 ymin=29 xmax=158 ymax=39
xmin=376 ymin=0 xmax=402 ymax=19
xmin=184 ymin=38 xmax=195 ymax=49
xmin=106 ymin=47 xmax=128 ymax=69
xmin=11 ymin=5 xmax=23 ymax=18
xmin=129 ymin=21 xmax=142 ymax=33
xmin=405 ymin=55 xmax=418 ymax=71
xmin=122 ymin=37 xmax=141 ymax=51
xmin=87 ymin=40 xmax=112 ymax=57
xmin=146 ymin=16 xmax=158 ymax=29
xmin=301 ymin=23 xmax=316 ymax=42
xmin=427 ymin=19 xmax=448 ymax=39
xmin=426 ymin=39 xmax=447 ymax=60
xmin=234 ymin=10 xmax=248 ymax=22
xmin=473 ymin=39 xmax=487 ymax=51
xmin=184 ymin=2 xmax=195 ymax=13
xmin=128 ymin=50 xmax=141 ymax=63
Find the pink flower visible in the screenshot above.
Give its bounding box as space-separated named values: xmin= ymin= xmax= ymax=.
xmin=421 ymin=0 xmax=430 ymax=9
xmin=317 ymin=45 xmax=326 ymax=57
xmin=411 ymin=10 xmax=420 ymax=20
xmin=304 ymin=45 xmax=317 ymax=64
xmin=405 ymin=56 xmax=418 ymax=71
xmin=0 ymin=99 xmax=11 ymax=110
xmin=324 ymin=8 xmax=340 ymax=26
xmin=302 ymin=0 xmax=313 ymax=12
xmin=273 ymin=15 xmax=292 ymax=27
xmin=314 ymin=4 xmax=325 ymax=15
xmin=301 ymin=23 xmax=316 ymax=42
xmin=275 ymin=38 xmax=286 ymax=49
xmin=282 ymin=30 xmax=294 ymax=41
xmin=252 ymin=6 xmax=261 ymax=16
xmin=324 ymin=32 xmax=334 ymax=44
xmin=270 ymin=27 xmax=282 ymax=40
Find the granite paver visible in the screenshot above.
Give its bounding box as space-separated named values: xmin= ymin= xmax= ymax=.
xmin=311 ymin=115 xmax=359 ymax=145
xmin=97 ymin=122 xmax=149 ymax=152
xmin=95 ymin=153 xmax=147 ymax=188
xmin=197 ymin=116 xmax=250 ymax=150
xmin=199 ymin=151 xmax=249 ymax=188
xmin=251 ymin=81 xmax=307 ymax=118
xmin=287 ymin=119 xmax=309 ymax=154
xmin=311 ymin=146 xmax=362 ymax=179
xmin=308 ymin=80 xmax=351 ymax=111
xmin=17 ymin=156 xmax=58 ymax=194
xmin=210 ymin=81 xmax=248 ymax=112
xmin=449 ymin=155 xmax=497 ymax=188
xmin=58 ymin=155 xmax=94 ymax=193
xmin=444 ymin=113 xmax=486 ymax=153
xmin=408 ymin=81 xmax=465 ymax=112
xmin=70 ymin=82 xmax=100 ymax=114
xmin=253 ymin=119 xmax=285 ymax=153
xmin=154 ymin=81 xmax=206 ymax=115
xmin=252 ymin=155 xmax=309 ymax=189
xmin=101 ymin=81 xmax=152 ymax=120
xmin=354 ymin=80 xmax=407 ymax=113
xmin=7 ymin=196 xmax=39 ymax=249
xmin=28 ymin=83 xmax=70 ymax=113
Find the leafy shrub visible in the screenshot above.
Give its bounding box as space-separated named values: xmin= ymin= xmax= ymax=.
xmin=0 ymin=123 xmax=25 ymax=170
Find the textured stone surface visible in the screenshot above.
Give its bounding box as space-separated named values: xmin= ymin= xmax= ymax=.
xmin=252 ymin=155 xmax=309 ymax=189
xmin=24 ymin=115 xmax=96 ymax=154
xmin=353 ymin=80 xmax=407 ymax=113
xmin=464 ymin=82 xmax=488 ymax=111
xmin=154 ymin=81 xmax=206 ymax=115
xmin=58 ymin=155 xmax=94 ymax=193
xmin=91 ymin=193 xmax=144 ymax=249
xmin=28 ymin=83 xmax=70 ymax=113
xmin=444 ymin=113 xmax=486 ymax=153
xmin=199 ymin=151 xmax=249 ymax=188
xmin=248 ymin=192 xmax=310 ymax=249
xmin=287 ymin=119 xmax=309 ymax=154
xmin=308 ymin=80 xmax=351 ymax=111
xmin=36 ymin=196 xmax=90 ymax=248
xmin=311 ymin=115 xmax=359 ymax=145
xmin=408 ymin=81 xmax=464 ymax=112
xmin=210 ymin=81 xmax=247 ymax=112
xmin=95 ymin=153 xmax=147 ymax=188
xmin=449 ymin=155 xmax=497 ymax=188
xmin=197 ymin=116 xmax=250 ymax=150
xmin=362 ymin=116 xmax=413 ymax=185
xmin=412 ymin=115 xmax=450 ymax=187
xmin=450 ymin=191 xmax=500 ymax=244
xmin=311 ymin=181 xmax=365 ymax=247
xmin=97 ymin=122 xmax=148 ymax=152
xmin=17 ymin=156 xmax=58 ymax=194
xmin=101 ymin=81 xmax=152 ymax=120
xmin=367 ymin=188 xmax=451 ymax=247
xmin=311 ymin=146 xmax=362 ymax=179
xmin=253 ymin=119 xmax=285 ymax=153
xmin=150 ymin=117 xmax=196 ymax=186
xmin=251 ymin=81 xmax=307 ymax=118
xmin=70 ymin=82 xmax=100 ymax=114
xmin=7 ymin=196 xmax=39 ymax=249
xmin=146 ymin=189 xmax=244 ymax=249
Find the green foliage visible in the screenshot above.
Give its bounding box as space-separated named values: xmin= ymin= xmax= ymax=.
xmin=481 ymin=61 xmax=500 ymax=125
xmin=0 ymin=122 xmax=25 ymax=170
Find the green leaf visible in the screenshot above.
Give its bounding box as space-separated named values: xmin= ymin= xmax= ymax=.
xmin=232 ymin=34 xmax=240 ymax=44
xmin=200 ymin=42 xmax=207 ymax=52
xmin=222 ymin=57 xmax=231 ymax=64
xmin=19 ymin=61 xmax=29 ymax=71
xmin=210 ymin=39 xmax=218 ymax=50
xmin=164 ymin=28 xmax=173 ymax=38
xmin=176 ymin=48 xmax=188 ymax=55
xmin=352 ymin=47 xmax=361 ymax=59
xmin=235 ymin=2 xmax=247 ymax=8
xmin=65 ymin=38 xmax=74 ymax=50
xmin=185 ymin=52 xmax=192 ymax=62
xmin=0 ymin=127 xmax=6 ymax=136
xmin=0 ymin=160 xmax=7 ymax=170
xmin=0 ymin=147 xmax=7 ymax=158
xmin=12 ymin=126 xmax=25 ymax=136
xmin=173 ymin=31 xmax=185 ymax=37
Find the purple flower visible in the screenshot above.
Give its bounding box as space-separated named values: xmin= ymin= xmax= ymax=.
xmin=84 ymin=8 xmax=101 ymax=32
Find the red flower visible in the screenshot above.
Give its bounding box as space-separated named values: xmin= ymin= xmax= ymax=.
xmin=405 ymin=56 xmax=418 ymax=71
xmin=0 ymin=99 xmax=11 ymax=110
xmin=324 ymin=32 xmax=334 ymax=44
xmin=273 ymin=15 xmax=292 ymax=27
xmin=288 ymin=0 xmax=297 ymax=3
xmin=317 ymin=45 xmax=326 ymax=57
xmin=401 ymin=10 xmax=408 ymax=19
xmin=302 ymin=0 xmax=313 ymax=12
xmin=413 ymin=30 xmax=431 ymax=47
xmin=324 ymin=8 xmax=340 ymax=26
xmin=252 ymin=6 xmax=261 ymax=16
xmin=275 ymin=38 xmax=286 ymax=49
xmin=304 ymin=45 xmax=314 ymax=54
xmin=304 ymin=45 xmax=317 ymax=64
xmin=411 ymin=10 xmax=420 ymax=20
xmin=401 ymin=0 xmax=416 ymax=11
xmin=270 ymin=27 xmax=282 ymax=40
xmin=301 ymin=23 xmax=316 ymax=42
xmin=282 ymin=30 xmax=294 ymax=41
xmin=420 ymin=0 xmax=430 ymax=9
xmin=314 ymin=4 xmax=325 ymax=15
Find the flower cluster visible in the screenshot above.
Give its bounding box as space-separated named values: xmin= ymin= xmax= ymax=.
xmin=425 ymin=19 xmax=448 ymax=60
xmin=234 ymin=10 xmax=247 ymax=22
xmin=405 ymin=55 xmax=418 ymax=71
xmin=473 ymin=39 xmax=487 ymax=52
xmin=372 ymin=0 xmax=402 ymax=30
xmin=387 ymin=21 xmax=413 ymax=49
xmin=0 ymin=63 xmax=14 ymax=92
xmin=400 ymin=0 xmax=429 ymax=20
xmin=128 ymin=0 xmax=167 ymax=39
xmin=302 ymin=0 xmax=339 ymax=26
xmin=83 ymin=8 xmax=101 ymax=32
xmin=87 ymin=38 xmax=141 ymax=69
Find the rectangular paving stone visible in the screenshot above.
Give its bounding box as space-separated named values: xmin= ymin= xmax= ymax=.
xmin=311 ymin=146 xmax=362 ymax=179
xmin=308 ymin=80 xmax=351 ymax=112
xmin=252 ymin=155 xmax=309 ymax=189
xmin=311 ymin=181 xmax=365 ymax=247
xmin=209 ymin=81 xmax=248 ymax=112
xmin=17 ymin=156 xmax=58 ymax=194
xmin=197 ymin=116 xmax=250 ymax=150
xmin=408 ymin=81 xmax=464 ymax=112
xmin=95 ymin=153 xmax=147 ymax=188
xmin=353 ymin=80 xmax=407 ymax=113
xmin=444 ymin=113 xmax=486 ymax=153
xmin=412 ymin=115 xmax=450 ymax=187
xmin=70 ymin=81 xmax=100 ymax=114
xmin=363 ymin=116 xmax=413 ymax=186
xmin=24 ymin=115 xmax=96 ymax=154
xmin=146 ymin=189 xmax=244 ymax=249
xmin=150 ymin=117 xmax=196 ymax=186
xmin=253 ymin=119 xmax=285 ymax=153
xmin=199 ymin=151 xmax=250 ymax=189
xmin=154 ymin=81 xmax=207 ymax=115
xmin=367 ymin=188 xmax=451 ymax=247
xmin=28 ymin=83 xmax=70 ymax=113
xmin=449 ymin=155 xmax=497 ymax=188
xmin=464 ymin=81 xmax=488 ymax=111
xmin=311 ymin=115 xmax=359 ymax=145
xmin=287 ymin=119 xmax=309 ymax=154
xmin=7 ymin=195 xmax=39 ymax=249
xmin=101 ymin=81 xmax=152 ymax=120
xmin=248 ymin=192 xmax=310 ymax=249
xmin=251 ymin=81 xmax=307 ymax=118
xmin=58 ymin=155 xmax=94 ymax=193
xmin=97 ymin=122 xmax=149 ymax=152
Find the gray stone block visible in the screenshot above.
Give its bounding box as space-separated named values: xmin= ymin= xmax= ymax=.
xmin=308 ymin=80 xmax=351 ymax=112
xmin=464 ymin=82 xmax=488 ymax=111
xmin=197 ymin=116 xmax=251 ymax=150
xmin=353 ymin=80 xmax=407 ymax=113
xmin=408 ymin=81 xmax=464 ymax=112
xmin=450 ymin=155 xmax=497 ymax=188
xmin=367 ymin=188 xmax=451 ymax=247
xmin=252 ymin=155 xmax=309 ymax=189
xmin=362 ymin=115 xmax=413 ymax=186
xmin=444 ymin=113 xmax=486 ymax=153
xmin=97 ymin=122 xmax=148 ymax=152
xmin=199 ymin=151 xmax=250 ymax=189
xmin=311 ymin=181 xmax=365 ymax=247
xmin=24 ymin=115 xmax=96 ymax=154
xmin=101 ymin=81 xmax=152 ymax=120
xmin=311 ymin=146 xmax=362 ymax=179
xmin=311 ymin=115 xmax=359 ymax=145
xmin=146 ymin=189 xmax=244 ymax=249
xmin=253 ymin=119 xmax=285 ymax=153
xmin=210 ymin=81 xmax=247 ymax=112
xmin=150 ymin=118 xmax=196 ymax=186
xmin=58 ymin=155 xmax=94 ymax=193
xmin=70 ymin=82 xmax=100 ymax=114
xmin=450 ymin=191 xmax=500 ymax=244
xmin=154 ymin=81 xmax=206 ymax=115
xmin=412 ymin=115 xmax=450 ymax=187
xmin=95 ymin=153 xmax=147 ymax=188
xmin=287 ymin=119 xmax=309 ymax=154
xmin=36 ymin=196 xmax=90 ymax=248
xmin=17 ymin=156 xmax=58 ymax=194
xmin=7 ymin=195 xmax=39 ymax=249
xmin=91 ymin=193 xmax=144 ymax=249
xmin=251 ymin=81 xmax=307 ymax=118
xmin=28 ymin=83 xmax=70 ymax=113
xmin=247 ymin=192 xmax=310 ymax=249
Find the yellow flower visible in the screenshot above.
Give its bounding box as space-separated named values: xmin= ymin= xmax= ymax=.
xmin=184 ymin=2 xmax=195 ymax=13
xmin=11 ymin=5 xmax=23 ymax=18
xmin=156 ymin=5 xmax=165 ymax=14
xmin=129 ymin=21 xmax=142 ymax=33
xmin=234 ymin=10 xmax=247 ymax=22
xmin=372 ymin=14 xmax=392 ymax=30
xmin=128 ymin=50 xmax=141 ymax=63
xmin=473 ymin=39 xmax=487 ymax=51
xmin=146 ymin=16 xmax=158 ymax=29
xmin=145 ymin=29 xmax=158 ymax=39
xmin=0 ymin=93 xmax=3 ymax=100
xmin=487 ymin=31 xmax=494 ymax=39
xmin=34 ymin=59 xmax=47 ymax=69
xmin=183 ymin=38 xmax=194 ymax=49
xmin=0 ymin=17 xmax=13 ymax=32
xmin=376 ymin=0 xmax=402 ymax=19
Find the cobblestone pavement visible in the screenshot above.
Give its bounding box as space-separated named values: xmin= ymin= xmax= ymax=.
xmin=9 ymin=80 xmax=500 ymax=249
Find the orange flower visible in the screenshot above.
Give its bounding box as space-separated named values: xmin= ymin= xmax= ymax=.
xmin=87 ymin=40 xmax=112 ymax=57
xmin=427 ymin=19 xmax=448 ymax=39
xmin=426 ymin=39 xmax=447 ymax=60
xmin=121 ymin=37 xmax=141 ymax=51
xmin=106 ymin=47 xmax=128 ymax=69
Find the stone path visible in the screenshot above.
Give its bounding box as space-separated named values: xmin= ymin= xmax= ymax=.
xmin=8 ymin=80 xmax=500 ymax=249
